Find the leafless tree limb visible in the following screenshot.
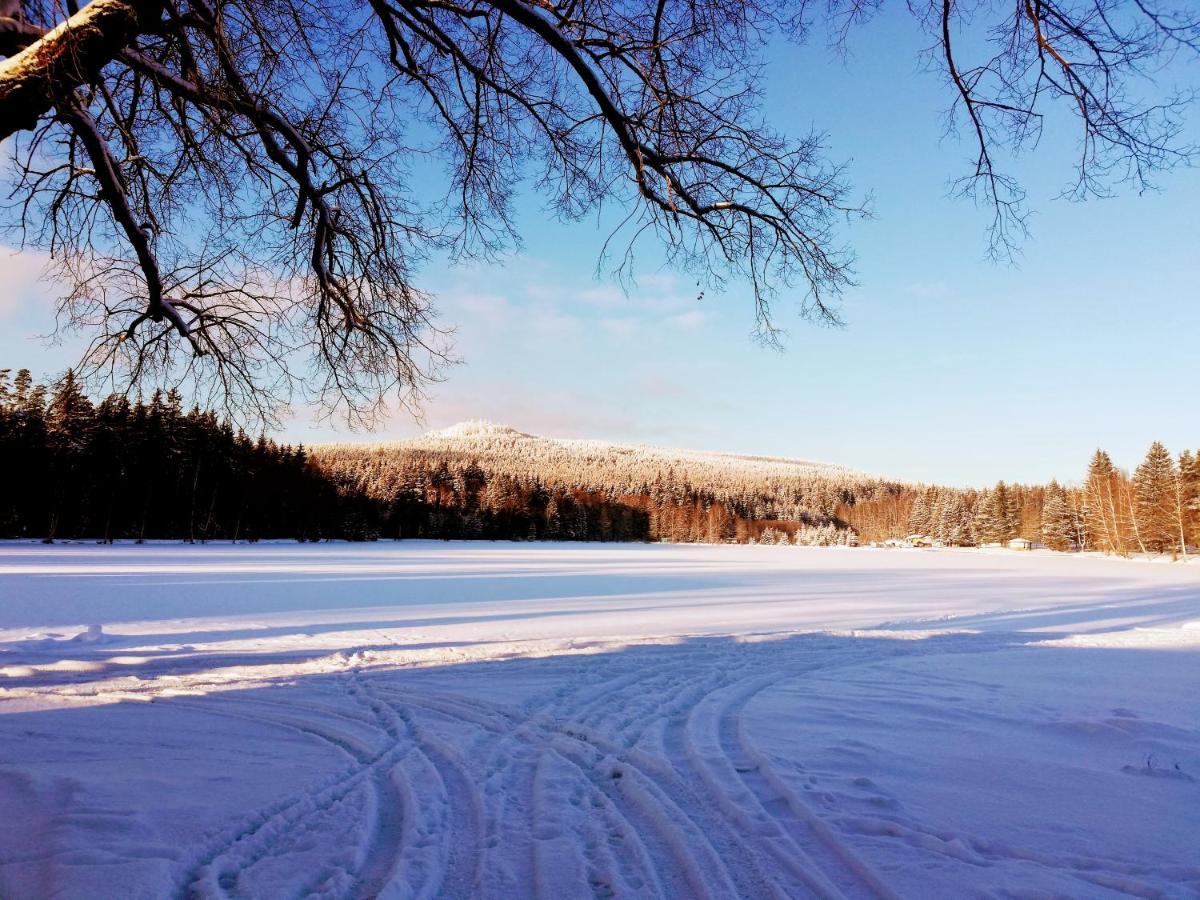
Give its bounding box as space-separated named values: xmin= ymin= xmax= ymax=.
xmin=0 ymin=0 xmax=1195 ymax=423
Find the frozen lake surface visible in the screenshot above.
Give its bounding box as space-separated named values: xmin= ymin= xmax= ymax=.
xmin=1 ymin=542 xmax=1198 ymax=898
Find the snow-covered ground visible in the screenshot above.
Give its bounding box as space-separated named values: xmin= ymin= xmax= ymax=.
xmin=1 ymin=543 xmax=1198 ymax=899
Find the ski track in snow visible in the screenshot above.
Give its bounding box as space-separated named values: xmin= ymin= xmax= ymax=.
xmin=1 ymin=542 xmax=1199 ymax=899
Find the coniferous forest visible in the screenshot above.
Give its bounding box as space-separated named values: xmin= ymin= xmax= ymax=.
xmin=0 ymin=369 xmax=354 ymax=542
xmin=2 ymin=369 xmax=1197 ymax=555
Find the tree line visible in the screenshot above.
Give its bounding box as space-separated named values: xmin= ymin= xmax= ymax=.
xmin=3 ymin=370 xmax=1194 ymax=555
xmin=0 ymin=369 xmax=354 ymax=541
xmin=0 ymin=375 xmax=873 ymax=544
xmin=844 ymin=444 xmax=1200 ymax=557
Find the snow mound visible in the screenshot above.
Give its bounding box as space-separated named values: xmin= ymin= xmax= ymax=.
xmin=71 ymin=624 xmax=107 ymax=644
xmin=423 ymin=420 xmax=531 ymax=439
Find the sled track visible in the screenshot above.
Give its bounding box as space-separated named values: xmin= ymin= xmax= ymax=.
xmin=165 ymin=636 xmax=993 ymax=898
xmin=362 ymin=639 xmax=910 ymax=898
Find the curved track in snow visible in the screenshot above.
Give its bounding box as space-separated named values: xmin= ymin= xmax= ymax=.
xmin=165 ymin=638 xmax=962 ymax=899
xmin=2 ymin=543 xmax=1199 ymax=898
xmin=152 ymin=631 xmax=1199 ymax=899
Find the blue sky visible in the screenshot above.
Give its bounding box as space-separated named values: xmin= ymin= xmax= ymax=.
xmin=2 ymin=7 xmax=1197 ymax=486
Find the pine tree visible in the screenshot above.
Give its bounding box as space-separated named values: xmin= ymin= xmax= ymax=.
xmin=909 ymin=492 xmax=929 ymax=536
xmin=998 ymin=482 xmax=1021 ymax=541
xmin=975 ymin=482 xmax=1018 ymax=544
xmin=1040 ymin=484 xmax=1074 ymax=551
xmin=544 ymin=497 xmax=561 ymax=539
xmin=1179 ymin=450 xmax=1200 ymax=553
xmin=1133 ymin=442 xmax=1176 ymax=553
xmin=942 ymin=494 xmax=973 ymax=546
xmin=972 ymin=490 xmax=996 ymax=544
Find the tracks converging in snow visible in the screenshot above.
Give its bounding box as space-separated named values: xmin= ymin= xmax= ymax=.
xmin=147 ymin=634 xmax=1200 ymax=899
xmin=2 ymin=543 xmax=1199 ymax=898
xmin=162 ymin=637 xmax=958 ymax=899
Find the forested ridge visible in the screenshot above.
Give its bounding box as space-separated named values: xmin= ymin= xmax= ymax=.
xmin=3 ymin=371 xmax=1197 ymax=555
xmin=311 ymin=422 xmax=892 ymax=544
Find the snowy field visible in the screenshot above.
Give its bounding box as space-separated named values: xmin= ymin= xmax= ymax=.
xmin=1 ymin=543 xmax=1198 ymax=899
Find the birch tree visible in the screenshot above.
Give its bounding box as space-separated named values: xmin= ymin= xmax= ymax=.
xmin=1171 ymin=449 xmax=1199 ymax=557
xmin=1084 ymin=449 xmax=1125 ymax=555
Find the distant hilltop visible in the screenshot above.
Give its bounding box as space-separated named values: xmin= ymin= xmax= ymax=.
xmin=319 ymin=420 xmax=863 ymax=486
xmin=422 ymin=420 xmax=532 ymax=440
xmin=312 ymin=422 xmax=888 ymax=544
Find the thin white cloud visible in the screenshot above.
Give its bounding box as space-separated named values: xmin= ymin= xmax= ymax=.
xmin=599 ymin=316 xmax=637 ymax=338
xmin=0 ymin=247 xmax=55 ymax=318
xmin=527 ymin=303 xmax=584 ymax=338
xmin=449 ymin=292 xmax=510 ymax=324
xmin=575 ymin=284 xmax=626 ymax=307
xmin=903 ymin=281 xmax=950 ymax=299
xmin=666 ymin=309 xmax=711 ymax=330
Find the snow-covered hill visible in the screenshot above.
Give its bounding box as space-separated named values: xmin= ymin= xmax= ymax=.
xmin=316 ymin=419 xmax=873 ymax=501
xmin=414 ymin=419 xmax=859 ymax=477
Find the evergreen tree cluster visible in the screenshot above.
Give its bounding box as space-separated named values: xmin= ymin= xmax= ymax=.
xmin=0 ymin=370 xmax=352 ymax=542
xmin=845 ymin=443 xmax=1200 ymax=557
xmin=352 ymin=463 xmax=654 ymax=543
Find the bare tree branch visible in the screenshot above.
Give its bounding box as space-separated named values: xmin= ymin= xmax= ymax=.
xmin=0 ymin=0 xmax=1195 ymax=424
xmin=0 ymin=0 xmax=161 ymax=141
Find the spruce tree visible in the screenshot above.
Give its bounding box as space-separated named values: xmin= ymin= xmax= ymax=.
xmin=909 ymin=492 xmax=929 ymax=536
xmin=985 ymin=482 xmax=1018 ymax=543
xmin=972 ymin=491 xmax=996 ymax=544
xmin=1179 ymin=451 xmax=1200 ymax=552
xmin=1133 ymin=442 xmax=1176 ymax=553
xmin=1040 ymin=485 xmax=1074 ymax=551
